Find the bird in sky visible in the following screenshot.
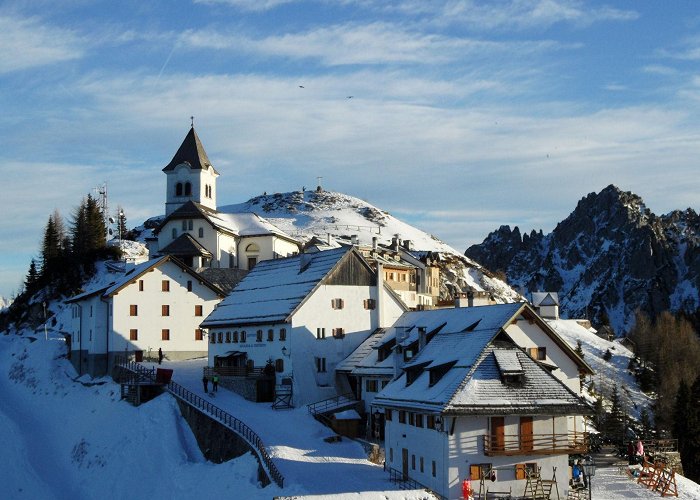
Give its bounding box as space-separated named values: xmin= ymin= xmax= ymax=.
xmin=299 ymin=85 xmax=304 ymax=88
xmin=347 ymin=96 xmax=353 ymax=99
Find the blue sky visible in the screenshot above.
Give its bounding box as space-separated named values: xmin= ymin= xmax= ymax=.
xmin=1 ymin=0 xmax=699 ymax=299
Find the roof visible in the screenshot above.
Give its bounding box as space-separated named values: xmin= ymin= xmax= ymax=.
xmin=65 ymin=284 xmax=114 ymax=303
xmin=155 ymin=201 xmax=299 ymax=245
xmin=336 ymin=328 xmax=393 ymax=375
xmin=201 ymin=247 xmax=359 ymax=328
xmin=102 ymin=255 xmax=224 ymax=298
xmin=162 ymin=126 xmax=219 ymax=175
xmin=532 ymin=291 xmax=559 ymax=307
xmin=374 ymin=340 xmax=591 ymax=416
xmin=159 ymin=233 xmax=213 ymax=257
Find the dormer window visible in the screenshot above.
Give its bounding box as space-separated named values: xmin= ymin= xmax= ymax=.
xmin=428 ymin=361 xmax=457 ymax=387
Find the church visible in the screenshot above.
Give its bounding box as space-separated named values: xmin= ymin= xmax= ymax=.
xmin=148 ymin=126 xmax=301 ymax=274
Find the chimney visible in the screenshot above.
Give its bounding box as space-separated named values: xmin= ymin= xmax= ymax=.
xmin=376 ymin=262 xmax=384 ymax=327
xmin=418 ymin=326 xmax=427 ymax=351
xmin=391 ymin=235 xmax=399 ymax=251
xmin=402 ymin=239 xmax=412 ymax=251
xmin=351 ymin=234 xmax=359 ymax=246
xmin=327 ymin=232 xmax=331 ymax=245
xmin=372 ymin=236 xmax=378 ymax=250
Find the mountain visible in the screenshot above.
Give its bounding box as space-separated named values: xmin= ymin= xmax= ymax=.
xmin=465 ymin=185 xmax=700 ymax=334
xmin=220 ymin=189 xmax=522 ymax=304
xmin=0 ymin=296 xmax=11 ymax=311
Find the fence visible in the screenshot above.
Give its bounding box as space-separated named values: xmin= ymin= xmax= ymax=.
xmin=387 ymin=466 xmax=445 ymax=499
xmin=114 ymin=357 xmax=284 ymax=488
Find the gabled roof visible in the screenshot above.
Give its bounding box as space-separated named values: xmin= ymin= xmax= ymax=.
xmin=532 ymin=291 xmax=559 ymax=307
xmin=159 ymin=233 xmax=213 ymax=257
xmin=162 ymin=126 xmax=219 ymax=174
xmin=374 ymin=341 xmax=591 ymax=416
xmin=337 ymin=328 xmax=391 ymax=375
xmin=154 ymin=201 xmax=299 ymax=246
xmin=102 ymin=255 xmax=224 ymax=298
xmin=201 ymin=247 xmax=370 ymax=327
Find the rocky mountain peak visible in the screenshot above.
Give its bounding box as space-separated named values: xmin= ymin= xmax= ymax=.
xmin=465 ymin=186 xmax=700 ymax=334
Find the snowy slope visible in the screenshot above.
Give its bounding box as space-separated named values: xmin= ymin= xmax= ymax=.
xmin=221 ymin=189 xmax=522 ymax=303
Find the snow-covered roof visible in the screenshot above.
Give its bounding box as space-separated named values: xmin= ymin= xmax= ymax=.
xmin=201 ymin=247 xmax=355 ymax=327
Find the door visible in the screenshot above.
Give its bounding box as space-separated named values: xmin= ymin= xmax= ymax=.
xmin=135 ymin=350 xmax=143 ymax=362
xmin=520 ymin=416 xmax=533 ymax=452
xmin=491 ymin=416 xmax=505 ymax=452
xmin=402 ymin=448 xmax=409 ymax=480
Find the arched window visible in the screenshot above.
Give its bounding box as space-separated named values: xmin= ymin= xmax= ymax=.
xmin=245 ymin=243 xmax=260 ymax=253
xmin=185 ymin=182 xmax=192 ymax=196
xmin=176 ymin=182 xmax=183 ymax=196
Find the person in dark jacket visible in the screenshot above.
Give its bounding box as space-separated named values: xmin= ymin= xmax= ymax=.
xmin=158 ymin=348 xmax=164 ymax=365
xmin=202 ymin=375 xmax=209 ymax=393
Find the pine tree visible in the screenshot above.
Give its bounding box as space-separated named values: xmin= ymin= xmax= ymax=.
xmin=605 ymin=384 xmax=626 ymax=444
xmin=117 ymin=206 xmax=128 ymax=240
xmin=682 ymin=375 xmax=700 ymax=481
xmin=24 ymin=259 xmax=40 ymax=294
xmin=673 ymin=380 xmax=691 ymax=460
xmin=40 ymin=214 xmax=62 ymax=284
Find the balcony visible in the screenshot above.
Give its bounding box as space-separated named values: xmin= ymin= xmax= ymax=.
xmin=483 ymin=432 xmax=589 ymax=456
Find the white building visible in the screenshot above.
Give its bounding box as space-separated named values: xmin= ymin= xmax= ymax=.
xmin=150 ymin=126 xmax=300 ymax=270
xmin=66 ymin=255 xmax=224 ymax=376
xmin=201 ymin=247 xmax=407 ymax=407
xmin=531 ymin=291 xmax=560 ymax=320
xmin=368 ymin=303 xmax=593 ymax=499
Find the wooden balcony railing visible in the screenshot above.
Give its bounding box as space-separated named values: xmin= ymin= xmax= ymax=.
xmin=205 ymin=366 xmax=266 ymax=378
xmin=483 ymin=432 xmax=589 ymax=456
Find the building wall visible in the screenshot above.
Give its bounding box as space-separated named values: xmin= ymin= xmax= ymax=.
xmin=237 ymin=235 xmax=298 ymax=271
xmin=110 ymin=261 xmax=220 ymax=360
xmin=165 ymin=164 xmax=217 ymax=215
xmin=385 ymin=413 xmax=572 ymax=499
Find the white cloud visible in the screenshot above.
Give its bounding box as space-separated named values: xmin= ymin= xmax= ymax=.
xmin=178 ymin=22 xmax=568 ymax=66
xmin=0 ymin=14 xmax=84 ymax=73
xmin=193 ymin=0 xmax=298 ymax=11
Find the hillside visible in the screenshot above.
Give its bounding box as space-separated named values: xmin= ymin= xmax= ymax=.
xmin=220 ymin=189 xmax=522 ymax=304
xmin=465 ymin=185 xmax=700 ymax=334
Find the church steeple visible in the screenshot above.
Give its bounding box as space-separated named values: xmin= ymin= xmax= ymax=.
xmin=163 ymin=125 xmax=219 ymax=216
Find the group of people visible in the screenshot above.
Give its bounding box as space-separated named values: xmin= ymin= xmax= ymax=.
xmin=202 ymin=373 xmax=219 ymax=393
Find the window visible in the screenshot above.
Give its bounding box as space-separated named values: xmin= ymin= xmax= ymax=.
xmin=162 ymin=305 xmax=170 ymax=316
xmin=470 ymin=464 xmax=492 ymax=481
xmin=399 ymin=411 xmax=406 ymax=424
xmin=172 ymin=228 xmax=177 ymax=239
xmin=363 ymin=298 xmax=376 ymax=310
xmin=529 ymin=347 xmax=547 ymax=360
xmin=332 ymin=328 xmax=345 ymax=339
xmin=315 ymin=357 xmax=327 ymax=373
xmin=331 ymin=298 xmax=345 ymax=309
xmin=516 ymin=463 xmax=537 ymax=479
xmin=275 ymin=358 xmax=284 ymax=372
xmin=89 ymin=306 xmax=93 ymax=317
xmin=225 ymin=331 xmax=231 ymax=343
xmin=279 ymin=328 xmax=286 ymax=341
xmin=432 ymin=460 xmax=436 ymax=477
xmin=365 ymin=380 xmax=378 ymax=393
xmin=188 ymin=219 xmax=193 ymax=230
xmin=420 ymin=457 xmax=424 ymax=473
xmin=427 ymin=416 xmax=436 ymax=429
xmin=390 ymin=448 xmax=393 ymax=463
xmin=210 ymin=333 xmax=216 ymax=343
xmin=415 ymin=414 xmax=424 ymax=428
xmin=130 ymin=329 xmax=138 ymax=341
xmin=182 ymin=220 xmax=187 ymax=231
xmin=187 ymin=280 xmax=193 ymax=292
xmin=256 ymin=330 xmax=263 ymax=342
xmin=185 ymin=182 xmax=191 ymax=196
xmin=195 ymin=329 xmax=203 ymax=341
xmin=316 ymin=328 xmax=326 ymax=339
xmin=381 ymin=380 xmax=389 ymax=389
xmin=129 ymin=304 xmax=138 ymax=316
xmin=162 ymin=329 xmax=170 ymax=341
xmin=198 ymin=227 xmax=204 ymax=238
xmin=408 ymin=412 xmax=415 ymax=426
xmin=385 ymin=409 xmax=392 ymax=421
xmin=240 ymin=331 xmax=247 ymax=342
xmin=217 ymin=332 xmax=223 ymax=343
xmin=176 ymin=182 xmax=183 ymax=196
xmin=138 ymin=280 xmax=144 ymax=291
xmin=162 ymin=280 xmax=170 ymax=292
xmin=411 ymin=454 xmax=415 ymax=470
xmin=233 ymin=331 xmax=239 ymax=343
xmin=194 ymin=305 xmax=203 ymax=316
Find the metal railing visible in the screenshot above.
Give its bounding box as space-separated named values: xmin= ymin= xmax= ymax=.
xmin=483 ymin=432 xmax=589 ymax=456
xmin=387 ymin=466 xmax=445 ymax=499
xmin=307 ymin=392 xmax=358 ymax=416
xmin=205 ymin=366 xmax=266 ymax=378
xmin=114 ymin=357 xmax=284 ymax=488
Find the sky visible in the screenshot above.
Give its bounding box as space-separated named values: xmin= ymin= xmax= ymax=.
xmin=1 ymin=0 xmax=700 ymax=299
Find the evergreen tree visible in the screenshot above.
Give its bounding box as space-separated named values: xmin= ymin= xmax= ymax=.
xmin=603 ymin=348 xmax=613 ymax=361
xmin=672 ymin=380 xmax=691 ymax=461
xmin=605 ymin=384 xmax=626 ymax=444
xmin=686 ymin=375 xmax=700 ymax=481
xmin=117 ymin=206 xmax=128 ymax=240
xmin=640 ymin=407 xmax=652 ymax=440
xmin=40 ymin=214 xmax=62 ymax=284
xmin=574 ymin=340 xmax=585 ymax=359
xmin=24 ymin=259 xmax=40 ymax=294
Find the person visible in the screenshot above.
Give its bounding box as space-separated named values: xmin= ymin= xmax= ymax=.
xmin=158 ymin=348 xmax=164 ymax=365
xmin=202 ymin=375 xmax=209 ymax=393
xmin=212 ymin=374 xmax=219 ymax=392
xmin=627 ymin=440 xmax=635 ymax=465
xmin=636 ymin=439 xmax=644 ymax=464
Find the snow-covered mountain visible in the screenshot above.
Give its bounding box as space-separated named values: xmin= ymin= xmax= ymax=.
xmin=0 ymin=296 xmax=12 ymax=311
xmin=220 ymin=189 xmax=522 ymax=303
xmin=465 ymin=185 xmax=700 ymax=334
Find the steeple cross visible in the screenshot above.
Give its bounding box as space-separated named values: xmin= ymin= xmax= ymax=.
xmin=190 ymin=116 xmax=194 ymax=128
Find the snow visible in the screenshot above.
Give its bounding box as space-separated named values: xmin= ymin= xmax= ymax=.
xmin=2 ymin=324 xmax=700 ymax=498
